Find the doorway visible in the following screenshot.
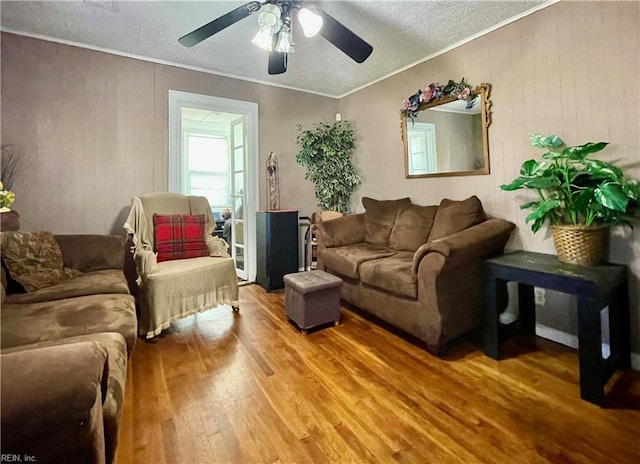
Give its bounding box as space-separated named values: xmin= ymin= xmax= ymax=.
xmin=168 ymin=91 xmax=258 ymax=282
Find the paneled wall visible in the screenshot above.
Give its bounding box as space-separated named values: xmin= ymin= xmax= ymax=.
xmin=339 ymin=1 xmax=640 ymax=351
xmin=0 ymin=33 xmax=338 ymax=235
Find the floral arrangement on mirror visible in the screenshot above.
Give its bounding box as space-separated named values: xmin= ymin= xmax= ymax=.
xmin=0 ymin=181 xmax=15 ymax=212
xmin=400 ymin=77 xmax=476 ymax=122
xmin=0 ymin=144 xmax=19 ymax=212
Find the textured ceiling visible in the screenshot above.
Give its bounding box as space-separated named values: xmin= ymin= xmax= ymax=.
xmin=1 ymin=0 xmax=550 ymax=97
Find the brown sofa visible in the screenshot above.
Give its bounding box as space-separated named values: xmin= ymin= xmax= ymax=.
xmin=1 ymin=234 xmax=137 ymax=464
xmin=315 ymin=196 xmax=515 ymax=354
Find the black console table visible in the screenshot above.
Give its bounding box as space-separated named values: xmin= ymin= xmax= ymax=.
xmin=482 ymin=250 xmax=630 ymax=405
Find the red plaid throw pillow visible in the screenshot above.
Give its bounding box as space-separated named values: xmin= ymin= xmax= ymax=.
xmin=153 ymin=214 xmax=209 ymax=262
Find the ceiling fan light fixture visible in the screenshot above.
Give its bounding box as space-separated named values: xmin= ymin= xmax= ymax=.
xmin=252 ymin=26 xmax=274 ymax=51
xmin=297 ymin=7 xmax=323 ymax=37
xmin=179 ymin=0 xmax=373 ymax=73
xmin=275 ymin=26 xmax=294 ymax=53
xmin=257 ymin=3 xmax=282 ymax=33
xmin=252 ymin=3 xmax=283 ymax=51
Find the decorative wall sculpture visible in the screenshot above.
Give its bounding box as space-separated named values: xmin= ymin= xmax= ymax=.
xmin=266 ymin=151 xmax=280 ymax=210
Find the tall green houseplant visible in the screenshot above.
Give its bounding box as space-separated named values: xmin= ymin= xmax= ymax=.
xmin=296 ymin=120 xmax=361 ymax=213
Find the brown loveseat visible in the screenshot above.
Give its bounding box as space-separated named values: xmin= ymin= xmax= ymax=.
xmin=1 ymin=234 xmax=137 ymax=464
xmin=315 ymin=196 xmax=515 ymax=354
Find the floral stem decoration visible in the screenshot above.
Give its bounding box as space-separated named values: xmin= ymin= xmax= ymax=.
xmin=0 ymin=181 xmax=16 ymax=212
xmin=401 ymin=77 xmax=476 ymax=122
xmin=0 ymin=144 xmax=20 ymax=212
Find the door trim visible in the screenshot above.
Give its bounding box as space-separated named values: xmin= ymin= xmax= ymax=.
xmin=168 ymin=90 xmax=259 ymax=282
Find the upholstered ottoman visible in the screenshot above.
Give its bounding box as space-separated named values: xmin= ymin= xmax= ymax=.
xmin=283 ymin=270 xmax=343 ymax=333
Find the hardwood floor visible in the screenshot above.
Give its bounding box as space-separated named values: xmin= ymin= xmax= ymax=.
xmin=116 ymin=284 xmax=640 ymax=464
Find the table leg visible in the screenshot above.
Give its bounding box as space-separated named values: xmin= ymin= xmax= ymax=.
xmin=577 ymin=296 xmax=605 ymax=405
xmin=483 ymin=271 xmax=502 ymax=360
xmin=610 ymin=281 xmax=631 ymax=369
xmin=518 ymin=283 xmax=536 ymax=335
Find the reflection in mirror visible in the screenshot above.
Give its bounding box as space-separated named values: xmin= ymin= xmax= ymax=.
xmin=402 ymin=83 xmax=491 ymax=178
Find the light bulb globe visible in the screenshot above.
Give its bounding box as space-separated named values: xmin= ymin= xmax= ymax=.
xmin=298 ymin=7 xmax=323 ymax=37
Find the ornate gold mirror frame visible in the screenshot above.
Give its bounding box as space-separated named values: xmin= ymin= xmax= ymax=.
xmin=401 ymin=83 xmax=492 ymax=178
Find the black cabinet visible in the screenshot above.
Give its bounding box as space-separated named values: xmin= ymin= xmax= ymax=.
xmin=256 ymin=210 xmax=299 ymax=292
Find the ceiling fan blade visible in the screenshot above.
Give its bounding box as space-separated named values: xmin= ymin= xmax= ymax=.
xmin=268 ymin=31 xmax=287 ymax=75
xmin=268 ymin=51 xmax=287 ymax=75
xmin=179 ymin=1 xmax=262 ymax=48
xmin=316 ymin=9 xmax=373 ymax=63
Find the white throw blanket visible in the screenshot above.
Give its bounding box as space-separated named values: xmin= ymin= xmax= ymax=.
xmin=123 ymin=193 xmax=239 ymax=338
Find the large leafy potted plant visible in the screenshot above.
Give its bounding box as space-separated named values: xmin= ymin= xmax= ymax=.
xmin=296 ymin=120 xmax=361 ymax=213
xmin=501 ymin=134 xmax=640 ymax=265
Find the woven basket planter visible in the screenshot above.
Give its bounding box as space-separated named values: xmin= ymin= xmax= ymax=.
xmin=551 ymin=224 xmax=606 ymax=265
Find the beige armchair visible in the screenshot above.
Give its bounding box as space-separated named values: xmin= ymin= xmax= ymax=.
xmin=124 ymin=192 xmax=239 ymax=338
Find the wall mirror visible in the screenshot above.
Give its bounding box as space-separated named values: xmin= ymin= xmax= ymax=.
xmin=401 ymin=83 xmax=491 ymax=178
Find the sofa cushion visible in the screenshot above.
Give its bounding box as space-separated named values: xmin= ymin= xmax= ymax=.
xmin=153 ymin=213 xmax=209 ymax=262
xmin=321 ymin=243 xmax=396 ymax=279
xmin=362 ymin=197 xmax=412 ymax=247
xmin=359 ymin=252 xmax=417 ymax=299
xmin=0 ymin=231 xmax=82 ymax=292
xmin=428 ymin=195 xmax=486 ymax=241
xmin=1 ymin=332 xmax=128 ymax=464
xmin=1 ymin=293 xmax=137 ymax=354
xmin=0 ymin=341 xmax=108 ymax=464
xmin=4 ymin=270 xmax=130 ymax=305
xmin=388 ymin=204 xmax=438 ymax=251
xmin=316 ymin=214 xmax=366 ymax=248
xmin=55 ymin=234 xmax=125 ymax=272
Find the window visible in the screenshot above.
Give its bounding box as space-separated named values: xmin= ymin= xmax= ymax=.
xmin=407 ymin=122 xmax=437 ymax=174
xmin=184 ymin=132 xmax=230 ymax=209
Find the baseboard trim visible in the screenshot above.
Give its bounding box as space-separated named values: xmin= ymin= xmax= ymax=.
xmin=535 ymin=324 xmax=639 ymax=371
xmin=535 ymin=324 xmax=578 ymax=349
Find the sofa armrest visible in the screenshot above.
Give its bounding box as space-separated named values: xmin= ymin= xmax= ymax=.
xmin=55 ymin=234 xmax=125 ymax=272
xmin=1 ymin=342 xmax=109 ymax=464
xmin=133 ymin=248 xmax=158 ymax=278
xmin=315 ymin=213 xmax=366 ymax=249
xmin=206 ymin=235 xmax=231 ymax=258
xmin=412 ymin=218 xmax=515 ymax=274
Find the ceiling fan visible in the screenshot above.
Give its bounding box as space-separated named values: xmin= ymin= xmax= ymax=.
xmin=178 ymin=1 xmax=373 ymax=75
